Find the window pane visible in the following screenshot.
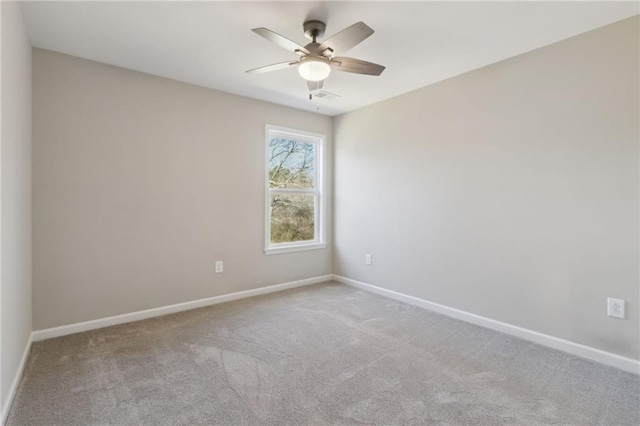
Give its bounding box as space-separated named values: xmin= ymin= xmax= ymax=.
xmin=270 ymin=193 xmax=315 ymax=243
xmin=269 ymin=137 xmax=315 ymax=189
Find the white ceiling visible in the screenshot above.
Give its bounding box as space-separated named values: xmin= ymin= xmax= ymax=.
xmin=20 ymin=1 xmax=638 ymax=116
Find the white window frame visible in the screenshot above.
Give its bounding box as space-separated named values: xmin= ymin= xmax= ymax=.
xmin=264 ymin=124 xmax=327 ymax=255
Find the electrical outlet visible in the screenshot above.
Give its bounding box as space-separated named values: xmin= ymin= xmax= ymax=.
xmin=607 ymin=298 xmax=625 ymax=319
xmin=215 ymin=261 xmax=223 ymax=273
xmin=365 ymin=254 xmax=372 ymax=266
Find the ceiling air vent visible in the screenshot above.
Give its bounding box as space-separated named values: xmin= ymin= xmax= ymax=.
xmin=313 ymin=91 xmax=340 ymax=100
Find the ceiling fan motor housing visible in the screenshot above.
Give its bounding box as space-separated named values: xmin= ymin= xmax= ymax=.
xmin=303 ymin=20 xmax=326 ymax=41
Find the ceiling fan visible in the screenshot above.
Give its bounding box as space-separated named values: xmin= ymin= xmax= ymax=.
xmin=246 ymin=20 xmax=385 ymax=93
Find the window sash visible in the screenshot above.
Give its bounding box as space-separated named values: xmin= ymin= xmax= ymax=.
xmin=268 ymin=191 xmax=320 ymax=247
xmin=268 ymin=138 xmax=318 ymax=191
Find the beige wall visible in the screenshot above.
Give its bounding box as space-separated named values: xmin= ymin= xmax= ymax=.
xmin=1 ymin=1 xmax=33 ymax=410
xmin=32 ymin=49 xmax=332 ymax=330
xmin=32 ymin=16 xmax=639 ymax=362
xmin=333 ymin=17 xmax=639 ymax=360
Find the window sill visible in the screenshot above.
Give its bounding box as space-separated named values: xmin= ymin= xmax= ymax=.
xmin=264 ymin=242 xmax=327 ymax=256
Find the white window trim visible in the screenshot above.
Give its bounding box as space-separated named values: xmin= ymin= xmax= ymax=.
xmin=264 ymin=124 xmax=327 ymax=255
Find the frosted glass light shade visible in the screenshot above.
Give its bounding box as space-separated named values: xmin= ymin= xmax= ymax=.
xmin=298 ymin=58 xmax=331 ymax=82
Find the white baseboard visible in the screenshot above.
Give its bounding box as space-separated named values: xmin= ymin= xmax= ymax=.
xmin=1 ymin=332 xmax=33 ymax=425
xmin=33 ymin=275 xmax=332 ymax=342
xmin=332 ymin=274 xmax=640 ymax=375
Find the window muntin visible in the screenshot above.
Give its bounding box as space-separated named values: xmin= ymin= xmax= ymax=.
xmin=265 ymin=126 xmax=325 ymax=254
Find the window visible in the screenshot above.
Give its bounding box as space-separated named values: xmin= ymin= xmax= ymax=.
xmin=265 ymin=125 xmax=326 ymax=255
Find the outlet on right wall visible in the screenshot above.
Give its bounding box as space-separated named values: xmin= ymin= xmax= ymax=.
xmin=333 ymin=16 xmax=639 ymax=360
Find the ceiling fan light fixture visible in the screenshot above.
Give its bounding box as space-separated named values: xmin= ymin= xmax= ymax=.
xmin=298 ymin=57 xmax=331 ymax=82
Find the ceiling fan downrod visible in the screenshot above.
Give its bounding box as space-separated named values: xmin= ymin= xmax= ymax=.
xmin=303 ymin=20 xmax=326 ymax=43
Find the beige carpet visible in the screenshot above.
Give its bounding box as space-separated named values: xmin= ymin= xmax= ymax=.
xmin=7 ymin=282 xmax=640 ymax=425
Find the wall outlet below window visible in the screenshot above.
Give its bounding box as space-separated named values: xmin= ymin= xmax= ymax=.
xmin=365 ymin=254 xmax=372 ymax=266
xmin=215 ymin=261 xmax=224 ymax=273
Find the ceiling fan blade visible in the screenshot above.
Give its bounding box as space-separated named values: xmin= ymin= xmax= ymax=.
xmin=306 ymin=80 xmax=324 ymax=91
xmin=252 ymin=28 xmax=310 ymax=56
xmin=331 ymin=57 xmax=385 ymax=76
xmin=246 ymin=60 xmax=299 ymax=74
xmin=319 ymin=22 xmax=374 ymax=56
